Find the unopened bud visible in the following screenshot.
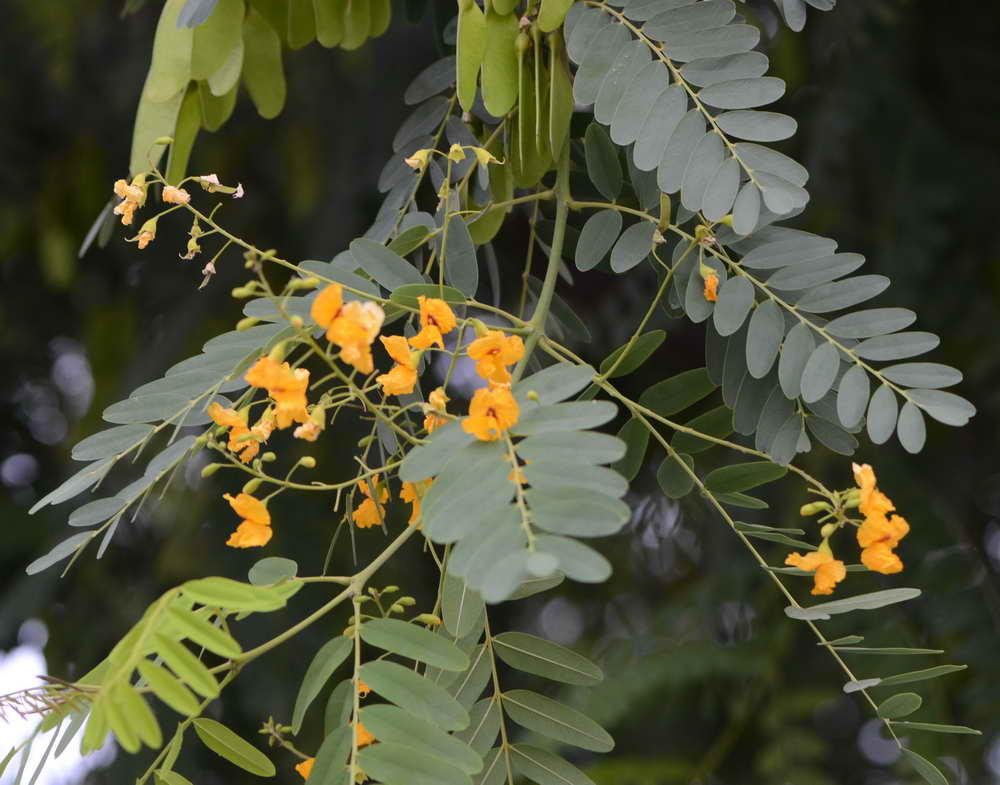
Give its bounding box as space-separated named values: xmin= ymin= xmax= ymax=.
xmin=414 ymin=613 xmax=442 ymax=626
xmin=242 ymin=478 xmax=263 ymax=494
xmin=842 ymin=488 xmax=861 ymax=508
xmin=231 ymin=286 xmax=255 ymax=298
xmin=261 ymin=452 xmax=277 ymax=462
xmin=298 ymin=456 xmax=317 ymax=469
xmin=515 ymin=31 xmax=530 ymax=54
xmin=201 ymin=463 xmax=223 ymax=477
xmin=469 ymin=318 xmax=489 ymax=337
xmin=799 ymin=501 xmax=830 ymax=516
xmin=358 ymin=435 xmax=375 ymax=448
xmin=287 ymin=276 xmax=320 ymax=291
xmin=382 ymin=586 xmax=399 ymax=594
xmin=267 ymin=341 xmax=287 ymax=362
xmin=820 ymin=523 xmax=839 ymax=539
xmin=397 ymin=596 xmax=416 ymax=607
xmin=389 ymin=603 xmax=405 ymax=614
xmin=290 ymin=315 xmax=304 ymax=329
xmin=236 ymin=317 xmax=260 ymax=331
xmin=527 ymin=390 xmax=539 ymax=402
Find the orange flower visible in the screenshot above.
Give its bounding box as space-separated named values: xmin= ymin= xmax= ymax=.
xmin=294 ymin=758 xmax=314 ymax=780
xmin=245 ymin=356 xmax=310 ymax=429
xmin=135 ymin=230 xmax=155 ymax=249
xmin=162 ymin=185 xmax=190 ymax=204
xmin=408 ymin=297 xmax=456 ymax=350
xmin=462 ymin=386 xmax=520 ymax=442
xmin=377 ymin=335 xmax=418 ymax=396
xmin=423 ymin=386 xmax=449 ymax=433
xmin=311 ymin=284 xmax=344 ymax=331
xmin=113 ymin=178 xmax=144 ymax=225
xmin=328 ymin=301 xmax=385 ymax=374
xmin=357 ymin=679 xmax=371 ymax=699
xmin=400 ymin=479 xmax=432 ymax=526
xmin=352 ymin=475 xmax=388 ymax=529
xmin=224 ymin=492 xmax=272 ymax=548
xmin=208 ymin=403 xmax=270 ymax=463
xmin=356 ymin=722 xmax=375 ymax=748
xmin=467 ymin=330 xmax=524 ymax=385
xmin=785 ymin=550 xmax=847 ymax=595
xmin=703 ymin=273 xmax=719 ymax=302
xmin=293 ymin=419 xmax=322 ymax=442
xmin=852 ymin=462 xmax=909 ymax=574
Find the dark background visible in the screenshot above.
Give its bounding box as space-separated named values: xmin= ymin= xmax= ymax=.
xmin=2 ymin=1 xmax=999 ymax=783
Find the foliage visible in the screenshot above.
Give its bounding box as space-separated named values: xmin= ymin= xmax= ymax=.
xmin=4 ymin=1 xmax=988 ymax=785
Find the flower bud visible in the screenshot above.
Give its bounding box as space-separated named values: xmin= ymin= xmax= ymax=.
xmin=527 ymin=390 xmax=540 ymax=402
xmin=820 ymin=523 xmax=839 ymax=539
xmin=842 ymin=488 xmax=861 ymax=508
xmin=447 ymin=143 xmax=466 ymax=163
xmin=298 ymin=456 xmax=317 ymax=469
xmin=382 ymin=586 xmax=399 ymax=594
xmin=413 ymin=613 xmax=442 ymax=626
xmin=290 ymin=315 xmax=304 ymax=329
xmin=236 ymin=317 xmax=260 ymax=331
xmin=397 ymin=596 xmax=416 ymax=606
xmin=261 ymin=452 xmax=277 ymax=462
xmin=799 ymin=501 xmax=830 ymax=516
xmin=231 ymin=286 xmax=255 ymax=299
xmin=468 ymin=318 xmax=489 ymax=337
xmin=201 ymin=463 xmax=224 ymax=477
xmin=242 ymin=478 xmax=263 ymax=494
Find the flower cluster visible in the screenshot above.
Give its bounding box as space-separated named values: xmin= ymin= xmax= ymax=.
xmin=208 ymin=403 xmax=274 ymax=463
xmin=224 ymin=492 xmax=272 ymax=548
xmin=787 ymin=462 xmax=911 ymax=595
xmin=311 ymin=284 xmax=386 ymax=375
xmin=112 ymin=178 xmax=145 ymax=226
xmin=352 ymin=475 xmax=388 ymax=529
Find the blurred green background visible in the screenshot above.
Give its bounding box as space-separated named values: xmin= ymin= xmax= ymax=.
xmin=2 ymin=1 xmax=999 ymax=783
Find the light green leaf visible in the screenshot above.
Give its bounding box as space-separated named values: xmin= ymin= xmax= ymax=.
xmin=361 ymin=705 xmax=483 ymax=774
xmin=155 ymin=771 xmax=194 ymax=785
xmin=443 ymin=573 xmax=486 ymax=639
xmin=292 ymin=637 xmax=353 ymax=734
xmin=25 ymin=532 xmax=94 ymax=576
xmin=656 ymin=454 xmax=695 ymax=499
xmin=876 ymin=665 xmax=967 ymax=688
xmin=501 ymin=690 xmax=614 ymax=752
xmin=704 ymin=461 xmax=786 ymax=493
xmin=600 ymin=331 xmax=665 ymax=378
xmin=358 ymin=742 xmax=472 ymax=785
xmin=242 ymin=8 xmax=286 ymax=119
xmin=361 ymin=618 xmax=470 ymax=671
xmin=524 ymin=461 xmax=627 ymax=498
xmin=154 ymin=635 xmax=220 ymax=698
xmin=901 ymin=748 xmax=949 ymax=785
xmin=833 ymin=647 xmax=942 ymax=655
xmin=190 ymin=0 xmax=243 ymax=79
xmin=715 ymin=110 xmax=796 ymax=142
xmin=510 ymin=744 xmax=596 ymax=785
xmin=515 ymin=401 xmax=617 ymax=436
xmin=785 ymin=588 xmax=922 ymax=621
xmin=164 ymin=606 xmax=242 ymax=659
xmin=877 ymin=692 xmax=922 ymax=719
xmin=493 ymin=632 xmax=603 ymax=686
xmin=535 ymin=536 xmax=611 ymax=583
xmin=481 ymin=8 xmax=519 ymax=117
xmin=248 ymin=557 xmax=298 ymax=586
xmin=307 ymin=725 xmax=351 ymax=785
xmin=193 ymin=718 xmax=276 ymax=776
xmin=456 ymin=1 xmax=487 ymax=111
xmin=180 ymin=577 xmax=288 ymax=611
xmin=891 ymin=721 xmax=981 ymax=736
xmin=514 ymin=363 xmax=596 ymax=405
xmin=71 ymin=424 xmax=153 ymax=461
xmin=359 ymin=661 xmax=469 ymax=730
xmin=537 ymin=0 xmax=574 ymax=32
xmin=137 ymin=660 xmax=200 ymax=717
xmin=520 ymin=431 xmax=625 ymax=465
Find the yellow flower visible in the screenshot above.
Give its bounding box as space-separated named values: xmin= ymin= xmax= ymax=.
xmin=408 ymin=297 xmax=457 ymax=350
xmin=245 ymin=356 xmax=311 ymax=429
xmin=423 ymin=386 xmax=449 ymax=433
xmin=352 ymin=475 xmax=388 ymax=529
xmin=295 ymin=758 xmax=314 ymax=781
xmin=851 ymin=463 xmax=909 ymax=574
xmin=208 ymin=402 xmax=267 ymax=463
xmin=462 ymin=386 xmax=520 ymax=442
xmin=162 ymin=185 xmax=191 ymax=204
xmin=328 ymin=301 xmax=385 ymax=374
xmin=224 ymin=492 xmax=272 ymax=548
xmin=377 ymin=335 xmax=418 ymax=396
xmin=356 ymin=722 xmax=375 ymax=748
xmin=703 ymin=272 xmax=719 ymax=302
xmin=785 ymin=550 xmax=847 ymax=595
xmin=400 ymin=479 xmax=432 ymax=526
xmin=467 ymin=330 xmax=524 ymax=385
xmin=311 ymin=284 xmax=345 ymax=330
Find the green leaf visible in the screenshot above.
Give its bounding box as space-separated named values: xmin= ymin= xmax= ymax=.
xmin=704 ymin=461 xmax=786 ymax=493
xmin=519 ymin=431 xmax=625 ymax=466
xmin=180 ymin=577 xmax=288 ymax=611
xmin=610 ymin=221 xmax=656 ymax=274
xmin=611 ymin=418 xmax=648 ymax=482
xmin=891 ymin=721 xmax=981 ymax=736
xmin=739 ymin=531 xmax=815 ymax=550
xmin=785 ymin=588 xmax=922 ymax=621
xmin=575 ymin=210 xmax=622 ymax=272
xmin=137 ymin=660 xmax=200 ymax=717
xmin=145 ymin=0 xmax=194 ymax=102
xmin=351 ymin=238 xmax=424 ymax=290
xmin=524 ymin=461 xmax=626 ymax=499
xmin=323 ymin=680 xmax=354 ymax=737
xmin=527 ymin=487 xmax=630 ymax=537
xmin=877 ymin=692 xmax=922 ymax=719
xmin=242 ymin=8 xmax=286 ymax=119
xmin=443 ymin=573 xmax=486 ymax=639
xmin=165 ymin=605 xmax=242 ymax=659
xmin=291 ymin=637 xmax=353 ymax=734
xmin=537 ymin=0 xmax=573 ymax=31
xmin=112 ymin=682 xmax=162 ymax=749
xmin=361 ymin=618 xmax=470 ymax=671
xmin=444 ymin=215 xmax=479 ymax=297
xmin=193 ymin=718 xmax=276 ymax=776
xmin=154 ymin=635 xmax=220 ymax=698
xmin=360 ymin=705 xmax=483 ymax=774
xmin=493 ymin=632 xmax=603 ymax=686
xmin=315 ymin=0 xmax=346 ymax=46
xmin=359 ymin=661 xmax=469 ymax=731
xmin=514 ymin=363 xmax=596 ymax=405
xmin=715 ymin=491 xmax=769 ymax=509
xmin=248 ymin=557 xmax=298 ymax=586
xmin=509 ymin=573 xmax=565 ymax=600
xmin=25 ymin=532 xmax=94 ymax=576
xmin=549 ymin=43 xmax=574 ymax=158
xmin=585 ymin=124 xmax=622 ymax=201
xmin=515 ymin=401 xmax=617 ymax=436
xmin=358 ymin=742 xmax=472 ymax=785
xmin=821 ymin=635 xmax=865 ymax=646
xmin=501 ymin=690 xmax=614 ymax=752
xmin=876 ymin=665 xmax=967 ymax=688
xmin=715 ymin=110 xmax=796 ymax=142
xmin=901 ymin=749 xmax=949 ymax=785
xmin=190 ymin=0 xmax=243 ymax=79
xmin=510 ymin=744 xmax=596 ymax=785
xmin=389 ymin=284 xmax=466 ymax=310
xmin=155 ymin=771 xmax=195 ymax=785
xmin=456 ymin=699 xmax=502 ymax=757
xmin=833 ymin=647 xmax=943 ymax=656
xmin=671 ymin=405 xmax=733 ymax=454
xmin=656 ymin=454 xmax=695 ymax=499
xmin=600 ymin=331 xmax=665 ymax=378
xmin=164 ymin=83 xmax=201 ymax=183
xmin=639 ymin=368 xmax=717 ymax=418
xmin=308 ymin=725 xmax=351 ymax=785
xmin=72 ymin=424 xmax=153 ymax=461
xmin=535 ymin=536 xmax=611 ymax=583
xmin=800 ymin=343 xmax=840 ymax=403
